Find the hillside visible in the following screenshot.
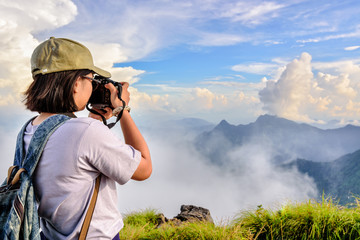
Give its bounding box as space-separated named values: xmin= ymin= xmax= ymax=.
xmin=286 ymin=149 xmax=360 ymax=204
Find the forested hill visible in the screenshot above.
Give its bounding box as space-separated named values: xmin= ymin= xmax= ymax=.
xmin=284 ymin=149 xmax=360 ymax=204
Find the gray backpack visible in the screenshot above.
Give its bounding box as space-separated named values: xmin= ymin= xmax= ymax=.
xmin=0 ymin=115 xmax=70 ymax=240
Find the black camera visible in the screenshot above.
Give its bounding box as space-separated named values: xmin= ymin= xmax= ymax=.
xmin=88 ymin=75 xmax=122 ymax=109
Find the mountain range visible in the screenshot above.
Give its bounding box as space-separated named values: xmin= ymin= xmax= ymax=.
xmin=195 ymin=114 xmax=360 ymax=164
xmin=194 ymin=114 xmax=360 ymax=204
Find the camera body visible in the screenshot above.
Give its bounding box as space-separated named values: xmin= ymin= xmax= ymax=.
xmin=88 ymin=75 xmax=122 ymax=109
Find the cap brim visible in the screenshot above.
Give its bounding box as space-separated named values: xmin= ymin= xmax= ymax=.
xmin=92 ymin=66 xmax=111 ymax=78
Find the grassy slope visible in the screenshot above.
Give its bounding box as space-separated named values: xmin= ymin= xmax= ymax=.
xmin=120 ymin=198 xmax=360 ymax=240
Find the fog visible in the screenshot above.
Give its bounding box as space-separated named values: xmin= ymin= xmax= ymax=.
xmin=117 ymin=123 xmax=318 ymax=222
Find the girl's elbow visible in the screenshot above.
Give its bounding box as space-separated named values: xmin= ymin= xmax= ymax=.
xmin=140 ymin=165 xmax=152 ymax=181
xmin=132 ymin=162 xmax=152 ymax=181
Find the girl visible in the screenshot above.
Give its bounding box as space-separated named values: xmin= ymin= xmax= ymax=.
xmin=24 ymin=37 xmax=152 ymax=239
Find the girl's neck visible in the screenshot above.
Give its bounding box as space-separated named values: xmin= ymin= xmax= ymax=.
xmin=32 ymin=113 xmax=56 ymax=126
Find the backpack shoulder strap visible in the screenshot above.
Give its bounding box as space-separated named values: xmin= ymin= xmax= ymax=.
xmin=22 ymin=114 xmax=71 ymax=176
xmin=13 ymin=117 xmax=36 ymax=167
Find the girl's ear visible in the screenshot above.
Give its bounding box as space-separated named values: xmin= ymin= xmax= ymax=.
xmin=73 ymin=76 xmax=82 ymax=93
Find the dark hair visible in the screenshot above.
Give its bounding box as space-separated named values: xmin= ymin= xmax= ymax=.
xmin=24 ymin=69 xmax=92 ymax=113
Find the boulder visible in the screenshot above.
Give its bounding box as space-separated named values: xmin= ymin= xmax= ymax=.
xmin=156 ymin=205 xmax=213 ymax=228
xmin=174 ymin=205 xmax=214 ymax=223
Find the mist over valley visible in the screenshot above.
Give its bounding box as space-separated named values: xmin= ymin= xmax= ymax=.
xmin=118 ymin=114 xmax=360 ymax=221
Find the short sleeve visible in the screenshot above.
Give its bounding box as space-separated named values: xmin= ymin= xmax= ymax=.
xmin=77 ymin=120 xmax=141 ymax=185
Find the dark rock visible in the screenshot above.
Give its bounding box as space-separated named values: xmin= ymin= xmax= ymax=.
xmin=174 ymin=205 xmax=214 ymax=224
xmin=155 ymin=205 xmax=214 ymax=228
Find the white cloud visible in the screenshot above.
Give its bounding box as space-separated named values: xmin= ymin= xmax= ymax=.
xmin=0 ymin=1 xmax=77 ymax=33
xmin=297 ymin=28 xmax=360 ymax=44
xmin=111 ymin=67 xmax=145 ymax=84
xmin=264 ymin=40 xmax=284 ymax=45
xmin=192 ymin=88 xmax=215 ymax=109
xmin=259 ymin=52 xmax=314 ymax=122
xmin=316 ymin=72 xmax=356 ymax=98
xmin=203 ymin=76 xmax=235 ymax=81
xmin=85 ymin=42 xmax=129 ymax=69
xmin=219 ymin=1 xmax=285 ymax=25
xmin=346 ymin=100 xmax=360 ymax=114
xmin=345 ymin=46 xmax=360 ymax=51
xmin=0 ymin=93 xmax=17 ymax=106
xmin=194 ymin=32 xmax=247 ymax=46
xmin=257 ymin=52 xmax=360 ymax=124
xmin=0 ymin=0 xmax=78 ymax=102
xmin=200 ymin=81 xmax=265 ymax=90
xmin=128 ymin=83 xmax=263 ymax=124
xmin=84 ymin=42 xmax=147 ymax=85
xmin=312 ymin=59 xmax=360 ymax=78
xmin=232 ymin=62 xmax=280 ymax=75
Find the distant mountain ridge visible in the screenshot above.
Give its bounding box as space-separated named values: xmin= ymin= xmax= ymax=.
xmin=196 ymin=114 xmax=360 ymax=164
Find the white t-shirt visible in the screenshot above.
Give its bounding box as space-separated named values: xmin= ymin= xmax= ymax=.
xmin=24 ymin=117 xmax=141 ymax=240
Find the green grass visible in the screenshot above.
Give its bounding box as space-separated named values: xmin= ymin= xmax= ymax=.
xmin=119 ymin=208 xmax=250 ymax=240
xmin=119 ymin=198 xmax=360 ymax=240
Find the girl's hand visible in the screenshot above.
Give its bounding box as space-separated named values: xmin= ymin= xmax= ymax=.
xmin=105 ymin=82 xmax=130 ymax=108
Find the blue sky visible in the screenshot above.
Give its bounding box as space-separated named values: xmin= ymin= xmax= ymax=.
xmin=1 ymin=0 xmax=360 ymax=126
xmin=112 ymin=0 xmax=360 ymax=88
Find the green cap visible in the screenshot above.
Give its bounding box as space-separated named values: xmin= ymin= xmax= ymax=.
xmin=31 ymin=37 xmax=111 ymax=78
